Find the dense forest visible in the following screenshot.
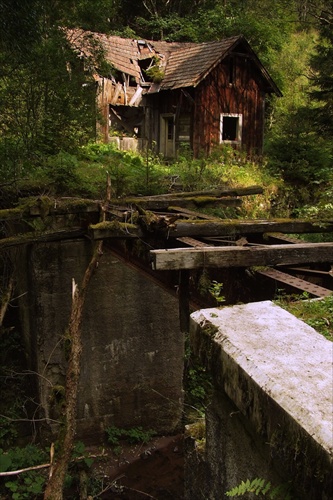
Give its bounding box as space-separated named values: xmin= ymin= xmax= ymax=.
xmin=0 ymin=1 xmax=332 ymax=499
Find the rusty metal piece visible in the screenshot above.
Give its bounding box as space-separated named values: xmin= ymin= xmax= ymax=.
xmin=257 ymin=268 xmax=332 ymax=298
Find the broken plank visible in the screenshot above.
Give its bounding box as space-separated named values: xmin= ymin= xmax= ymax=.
xmin=167 ymin=219 xmax=333 ymax=238
xmin=150 ymin=242 xmax=333 ymax=270
xmin=264 ymin=232 xmax=305 ymax=244
xmin=169 ymin=206 xmax=221 ymax=220
xmin=257 ymin=268 xmax=332 ymax=298
xmin=176 ymin=237 xmax=211 ymax=248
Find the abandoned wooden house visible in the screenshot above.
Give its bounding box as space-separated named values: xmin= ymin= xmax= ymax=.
xmin=68 ymin=29 xmax=282 ymax=157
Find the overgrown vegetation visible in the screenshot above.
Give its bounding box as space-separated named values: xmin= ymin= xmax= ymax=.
xmin=226 ymin=477 xmax=294 ymax=499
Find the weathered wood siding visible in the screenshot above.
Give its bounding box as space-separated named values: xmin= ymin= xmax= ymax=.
xmin=147 ymin=54 xmax=266 ymax=157
xmin=193 ymin=54 xmax=265 ymax=156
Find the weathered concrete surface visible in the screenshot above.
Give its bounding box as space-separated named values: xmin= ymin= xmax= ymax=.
xmin=16 ymin=240 xmax=183 ymax=441
xmin=189 ymin=301 xmax=333 ymax=499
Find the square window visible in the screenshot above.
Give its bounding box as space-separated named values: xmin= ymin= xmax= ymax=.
xmin=220 ymin=114 xmax=242 ymax=143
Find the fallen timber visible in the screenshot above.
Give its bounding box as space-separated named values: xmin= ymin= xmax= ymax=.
xmin=150 ymin=243 xmax=333 ymax=271
xmin=166 ymin=219 xmax=333 ymax=238
xmin=88 ymin=218 xmax=333 ymax=240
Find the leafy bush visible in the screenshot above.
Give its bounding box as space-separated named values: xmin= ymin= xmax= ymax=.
xmin=226 ymin=477 xmax=293 ymax=498
xmin=0 ymin=445 xmax=48 ymax=499
xmin=105 ymin=426 xmax=155 ymax=447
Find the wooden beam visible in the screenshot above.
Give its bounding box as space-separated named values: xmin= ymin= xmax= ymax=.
xmin=0 ymin=229 xmax=86 ymax=250
xmin=169 ymin=206 xmax=221 ymax=220
xmin=167 ymin=219 xmax=333 ymax=237
xmin=264 ymin=232 xmax=305 ymax=244
xmin=150 ymin=243 xmax=333 ymax=270
xmin=115 ymin=197 xmax=242 ymax=210
xmin=176 ymin=237 xmax=210 ymax=247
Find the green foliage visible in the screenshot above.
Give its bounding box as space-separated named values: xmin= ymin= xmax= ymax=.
xmin=265 ymin=30 xmax=333 ymax=187
xmin=275 ymin=294 xmax=333 ymax=341
xmin=0 ymin=445 xmax=47 ymax=499
xmin=310 ymin=2 xmax=333 ymax=138
xmin=0 ymin=330 xmax=27 ymax=448
xmin=226 ymin=477 xmax=293 ymax=498
xmin=183 ymin=338 xmax=212 ymax=420
xmin=78 ymin=142 xmax=168 ymax=197
xmin=105 ymin=426 xmax=155 ymax=447
xmin=208 ymin=280 xmax=225 ymax=305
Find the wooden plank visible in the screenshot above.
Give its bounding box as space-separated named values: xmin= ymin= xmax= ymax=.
xmin=150 ymin=243 xmax=333 ymax=270
xmin=265 ymin=232 xmax=305 ymax=244
xmin=167 ymin=219 xmax=333 ymax=237
xmin=257 ymin=268 xmax=332 ymax=298
xmin=169 ymin=206 xmax=221 ymax=220
xmin=120 ymin=197 xmax=242 ymax=210
xmin=176 ymin=237 xmax=210 ymax=247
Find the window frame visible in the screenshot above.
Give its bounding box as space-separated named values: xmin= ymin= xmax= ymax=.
xmin=220 ymin=113 xmax=243 ymax=144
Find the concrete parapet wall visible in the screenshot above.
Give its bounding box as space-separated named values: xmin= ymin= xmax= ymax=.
xmin=189 ymin=301 xmax=333 ymax=499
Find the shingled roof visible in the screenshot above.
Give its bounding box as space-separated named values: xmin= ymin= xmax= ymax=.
xmin=159 ymin=36 xmax=241 ymax=90
xmin=67 ymin=29 xmax=281 ymax=95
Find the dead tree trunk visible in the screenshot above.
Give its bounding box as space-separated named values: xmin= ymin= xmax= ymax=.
xmin=43 ymin=176 xmax=112 ymax=500
xmin=43 ymin=241 xmax=103 ymax=500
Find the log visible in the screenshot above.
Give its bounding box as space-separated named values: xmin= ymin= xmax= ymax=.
xmin=150 ymin=242 xmax=333 ymax=270
xmin=112 ymin=197 xmax=242 ymax=210
xmin=167 ymin=219 xmax=333 ymax=238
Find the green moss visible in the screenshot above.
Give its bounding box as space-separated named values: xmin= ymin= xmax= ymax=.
xmin=202 ymin=324 xmax=219 ymax=338
xmin=90 ymin=220 xmax=137 ymax=231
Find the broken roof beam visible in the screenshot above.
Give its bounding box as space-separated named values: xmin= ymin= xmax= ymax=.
xmin=150 ymin=242 xmax=333 ymax=270
xmin=167 ymin=219 xmax=333 ymax=238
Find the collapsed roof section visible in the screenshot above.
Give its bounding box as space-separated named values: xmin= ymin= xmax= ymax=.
xmin=67 ymin=28 xmax=281 ymax=107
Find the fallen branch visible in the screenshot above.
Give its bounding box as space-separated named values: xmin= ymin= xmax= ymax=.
xmin=0 ymin=463 xmax=51 ymax=477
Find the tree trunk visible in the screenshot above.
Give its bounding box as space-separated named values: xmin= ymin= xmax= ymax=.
xmin=43 ymin=241 xmax=103 ymax=500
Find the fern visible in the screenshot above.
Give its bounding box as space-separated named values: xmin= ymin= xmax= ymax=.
xmin=226 ymin=478 xmax=294 ymax=499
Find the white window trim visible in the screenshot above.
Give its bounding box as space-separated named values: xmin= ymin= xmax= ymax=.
xmin=220 ymin=113 xmax=243 ymax=144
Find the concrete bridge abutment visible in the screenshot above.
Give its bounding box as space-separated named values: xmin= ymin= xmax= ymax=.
xmin=15 ymin=239 xmax=184 ymax=442
xmin=187 ymin=301 xmax=333 ymax=499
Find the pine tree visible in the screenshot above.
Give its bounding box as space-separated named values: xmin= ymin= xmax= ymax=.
xmin=310 ymin=2 xmax=333 ymax=137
